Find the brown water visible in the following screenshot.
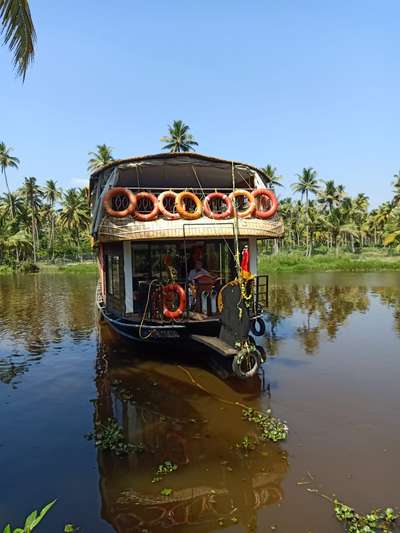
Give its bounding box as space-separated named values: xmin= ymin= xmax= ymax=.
xmin=1 ymin=272 xmax=400 ymax=532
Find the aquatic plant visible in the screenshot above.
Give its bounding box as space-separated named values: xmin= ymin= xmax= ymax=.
xmin=242 ymin=407 xmax=288 ymax=442
xmin=334 ymin=499 xmax=399 ymax=532
xmin=2 ymin=500 xmax=56 ymax=533
xmin=152 ymin=461 xmax=178 ymax=483
xmin=86 ymin=417 xmax=144 ymax=456
xmin=64 ymin=526 xmax=80 ymax=532
xmin=160 ymin=488 xmax=173 ymax=496
xmin=235 ymin=435 xmax=256 ymax=454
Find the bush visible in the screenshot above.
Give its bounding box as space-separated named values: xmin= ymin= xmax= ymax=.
xmin=17 ymin=261 xmax=40 ymax=273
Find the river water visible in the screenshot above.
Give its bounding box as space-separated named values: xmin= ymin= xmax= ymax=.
xmin=0 ymin=272 xmax=399 ymax=532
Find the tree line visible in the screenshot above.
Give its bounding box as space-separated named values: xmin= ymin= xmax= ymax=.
xmin=264 ymin=165 xmax=400 ymax=256
xmin=0 ymin=143 xmax=91 ymax=268
xmin=1 ymin=120 xmax=400 ymax=270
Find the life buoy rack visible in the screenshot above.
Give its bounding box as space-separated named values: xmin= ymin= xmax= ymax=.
xmin=158 ymin=190 xmax=180 ymax=220
xmin=135 ymin=192 xmax=159 ymax=221
xmin=175 ymin=191 xmax=202 ymax=220
xmin=229 ymin=189 xmax=256 ymax=218
xmin=163 ymin=283 xmax=186 ymax=319
xmin=252 ymin=188 xmax=278 ymax=219
xmin=203 ymin=192 xmax=233 ymax=220
xmin=103 ymin=187 xmax=136 ymax=218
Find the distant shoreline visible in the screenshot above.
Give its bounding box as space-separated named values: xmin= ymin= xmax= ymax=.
xmin=0 ymin=254 xmax=400 ymax=275
xmin=259 ymin=253 xmax=400 ymax=273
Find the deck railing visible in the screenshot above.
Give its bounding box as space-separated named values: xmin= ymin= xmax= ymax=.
xmin=136 ymin=275 xmax=268 ymax=322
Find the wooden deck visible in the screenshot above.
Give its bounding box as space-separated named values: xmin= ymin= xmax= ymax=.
xmin=189 ymin=334 xmax=237 ymax=357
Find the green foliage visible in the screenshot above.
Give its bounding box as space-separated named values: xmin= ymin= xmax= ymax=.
xmin=64 ymin=525 xmax=80 ymax=532
xmin=16 ymin=261 xmax=39 ymax=273
xmin=235 ymin=435 xmax=256 ymax=454
xmin=160 ymin=120 xmax=198 ymax=152
xmin=87 ymin=417 xmax=144 ymax=456
xmin=160 ymin=488 xmax=173 ymax=496
xmin=334 ymin=499 xmax=399 ymax=532
xmin=152 ymin=461 xmax=178 ymax=483
xmin=242 ymin=407 xmax=288 ymax=442
xmin=259 ymin=252 xmax=400 ymax=273
xmin=3 ymin=500 xmax=56 ymax=533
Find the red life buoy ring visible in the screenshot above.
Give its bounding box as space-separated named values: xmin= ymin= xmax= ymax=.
xmin=252 ymin=188 xmax=278 ymax=219
xmin=103 ymin=187 xmax=136 ymax=218
xmin=135 ymin=192 xmax=159 ymax=221
xmin=158 ymin=190 xmax=180 ymax=220
xmin=163 ymin=283 xmax=186 ymax=319
xmin=229 ymin=189 xmax=256 ymax=218
xmin=203 ymin=192 xmax=233 ymax=220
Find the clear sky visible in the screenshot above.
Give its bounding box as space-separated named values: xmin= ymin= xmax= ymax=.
xmin=1 ymin=0 xmax=399 ymax=207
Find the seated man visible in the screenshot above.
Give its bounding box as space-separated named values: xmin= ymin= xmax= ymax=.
xmin=188 ymin=259 xmax=211 ymax=283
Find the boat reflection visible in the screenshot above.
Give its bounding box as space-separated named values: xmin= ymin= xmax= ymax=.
xmin=94 ymin=323 xmax=288 ymax=532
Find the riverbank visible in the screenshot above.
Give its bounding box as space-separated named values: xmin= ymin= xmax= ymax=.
xmin=0 ymin=262 xmax=97 ymax=274
xmin=259 ymin=252 xmax=400 ymax=273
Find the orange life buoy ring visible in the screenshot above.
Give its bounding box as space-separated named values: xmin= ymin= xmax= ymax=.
xmin=135 ymin=191 xmax=159 ymax=221
xmin=163 ymin=283 xmax=186 ymax=319
xmin=103 ymin=187 xmax=136 ymax=218
xmin=229 ymin=189 xmax=256 ymax=218
xmin=203 ymin=192 xmax=233 ymax=220
xmin=158 ymin=190 xmax=180 ymax=220
xmin=175 ymin=191 xmax=202 ymax=220
xmin=253 ymin=188 xmax=278 ymax=219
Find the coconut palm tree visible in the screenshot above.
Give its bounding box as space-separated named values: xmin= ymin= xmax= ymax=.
xmin=392 ymin=171 xmax=400 ymax=207
xmin=0 ymin=0 xmax=36 ymax=80
xmin=58 ymin=188 xmax=91 ymax=259
xmin=20 ymin=176 xmax=42 ymax=262
xmin=88 ymin=144 xmax=114 ymax=173
xmin=318 ymin=180 xmax=341 ymax=212
xmin=43 ymin=179 xmax=61 ymax=260
xmin=0 ymin=142 xmax=19 ymax=215
xmin=160 ymin=120 xmax=198 ymax=153
xmin=261 ymin=165 xmax=284 ymax=189
xmin=291 ymin=167 xmax=320 ymax=205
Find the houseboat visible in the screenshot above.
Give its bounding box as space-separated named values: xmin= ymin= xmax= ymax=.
xmin=90 ymin=153 xmax=283 ymax=378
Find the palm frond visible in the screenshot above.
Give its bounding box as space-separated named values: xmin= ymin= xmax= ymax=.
xmin=0 ymin=0 xmax=36 ymax=80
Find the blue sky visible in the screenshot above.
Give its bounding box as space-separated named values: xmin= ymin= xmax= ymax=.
xmin=1 ymin=0 xmax=399 ymax=207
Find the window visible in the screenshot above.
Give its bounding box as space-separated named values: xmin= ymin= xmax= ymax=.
xmin=106 ymin=255 xmax=120 ymax=297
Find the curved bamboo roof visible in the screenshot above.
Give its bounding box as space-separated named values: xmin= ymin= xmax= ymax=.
xmin=89 ymin=152 xmax=270 ymax=189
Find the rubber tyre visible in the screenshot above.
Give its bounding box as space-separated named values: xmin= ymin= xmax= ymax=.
xmin=232 ymin=349 xmax=261 ymax=379
xmin=251 ymin=317 xmax=266 ymax=337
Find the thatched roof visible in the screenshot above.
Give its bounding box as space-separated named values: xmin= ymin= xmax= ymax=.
xmin=97 ymin=214 xmax=284 ymax=243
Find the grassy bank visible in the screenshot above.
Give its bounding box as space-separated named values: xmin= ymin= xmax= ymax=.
xmin=259 ymin=252 xmax=400 ymax=273
xmin=0 ymin=262 xmax=97 ymax=274
xmin=39 ymin=262 xmax=97 ymax=274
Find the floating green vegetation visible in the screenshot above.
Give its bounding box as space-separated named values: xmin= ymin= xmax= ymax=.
xmin=86 ymin=418 xmax=144 ymax=456
xmin=3 ymin=500 xmax=56 ymax=533
xmin=64 ymin=526 xmax=80 ymax=532
xmin=160 ymin=488 xmax=173 ymax=496
xmin=235 ymin=435 xmax=256 ymax=454
xmin=242 ymin=407 xmax=288 ymax=442
xmin=334 ymin=500 xmax=399 ymax=533
xmin=152 ymin=461 xmax=178 ymax=483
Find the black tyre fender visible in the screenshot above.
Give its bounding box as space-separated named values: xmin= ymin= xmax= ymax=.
xmin=251 ymin=317 xmax=266 ymax=337
xmin=232 ymin=348 xmax=261 ymax=379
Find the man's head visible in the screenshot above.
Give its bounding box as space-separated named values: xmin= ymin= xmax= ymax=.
xmin=194 ymin=259 xmax=203 ymax=270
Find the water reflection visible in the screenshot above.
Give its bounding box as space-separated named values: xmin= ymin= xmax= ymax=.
xmin=0 ymin=273 xmax=96 ymax=386
xmin=94 ymin=325 xmax=288 ymax=532
xmin=257 ymin=275 xmax=400 ymax=355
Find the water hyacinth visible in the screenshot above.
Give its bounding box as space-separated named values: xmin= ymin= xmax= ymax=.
xmin=333 ymin=499 xmax=399 ymax=533
xmin=87 ymin=417 xmax=144 ymax=456
xmin=242 ymin=407 xmax=288 ymax=442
